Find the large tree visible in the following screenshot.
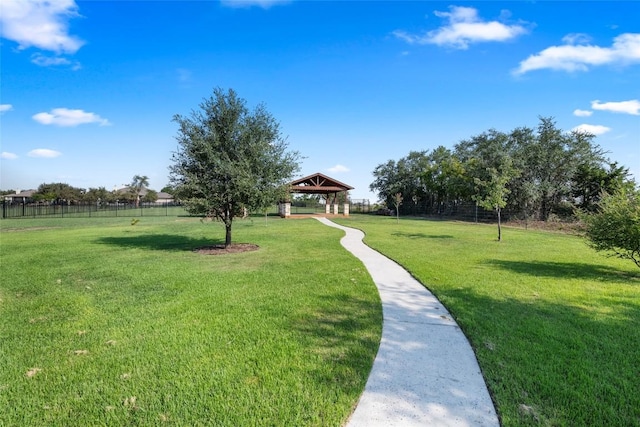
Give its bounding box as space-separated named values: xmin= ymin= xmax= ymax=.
xmin=34 ymin=183 xmax=84 ymax=204
xmin=370 ymin=151 xmax=431 ymax=213
xmin=169 ymin=88 xmax=301 ymax=246
xmin=82 ymin=187 xmax=113 ymax=204
xmin=423 ymin=146 xmax=467 ymax=212
xmin=571 ymin=161 xmax=632 ymax=212
xmin=512 ymin=117 xmax=603 ymax=220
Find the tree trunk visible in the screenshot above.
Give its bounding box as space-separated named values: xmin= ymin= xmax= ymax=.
xmin=225 ymin=221 xmax=232 ymax=247
xmin=497 ymin=208 xmax=502 ymax=242
xmin=224 ymin=206 xmax=233 ymax=247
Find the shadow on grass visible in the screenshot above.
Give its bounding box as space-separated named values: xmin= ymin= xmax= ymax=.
xmin=486 ymin=260 xmax=640 ymax=283
xmin=291 ymin=293 xmax=382 ymax=395
xmin=438 ymin=287 xmax=640 ymax=426
xmin=391 ymin=231 xmax=454 ymax=240
xmin=96 ymin=234 xmax=222 ymax=251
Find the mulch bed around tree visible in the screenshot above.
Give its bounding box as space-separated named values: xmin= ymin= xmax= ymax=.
xmin=193 ymin=243 xmax=260 ymax=255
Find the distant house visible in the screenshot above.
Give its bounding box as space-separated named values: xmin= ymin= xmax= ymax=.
xmin=3 ymin=190 xmax=36 ymax=204
xmin=114 ymin=187 xmax=174 ymax=204
xmin=156 ymin=192 xmax=174 ymax=204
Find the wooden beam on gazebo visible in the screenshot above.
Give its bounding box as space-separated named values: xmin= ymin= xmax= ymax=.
xmin=289 ymin=173 xmax=354 ymax=194
xmin=280 ymin=173 xmax=354 ymax=217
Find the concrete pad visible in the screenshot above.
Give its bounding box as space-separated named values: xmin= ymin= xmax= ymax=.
xmin=316 ymin=218 xmax=499 ymax=427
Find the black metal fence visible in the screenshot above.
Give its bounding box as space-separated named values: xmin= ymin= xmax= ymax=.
xmin=1 ymin=200 xmax=372 ymax=219
xmin=396 ymin=201 xmax=503 ymax=222
xmin=1 ymin=202 xmax=187 ymax=219
xmin=349 ymin=199 xmax=372 ymax=214
xmin=392 ymin=200 xmax=550 ymax=225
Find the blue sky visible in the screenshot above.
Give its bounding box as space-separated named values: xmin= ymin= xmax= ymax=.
xmin=1 ymin=0 xmax=639 ymax=201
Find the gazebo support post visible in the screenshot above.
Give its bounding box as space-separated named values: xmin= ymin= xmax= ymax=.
xmin=279 ymin=202 xmax=291 ymax=218
xmin=286 ymin=173 xmax=354 ymax=218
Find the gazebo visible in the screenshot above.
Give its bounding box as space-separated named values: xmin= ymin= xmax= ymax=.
xmin=279 ymin=172 xmax=354 ymax=218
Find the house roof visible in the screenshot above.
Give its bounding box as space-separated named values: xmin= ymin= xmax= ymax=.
xmin=4 ymin=190 xmax=36 ymax=199
xmin=156 ymin=192 xmax=173 ymax=199
xmin=289 ymin=173 xmax=354 ymax=194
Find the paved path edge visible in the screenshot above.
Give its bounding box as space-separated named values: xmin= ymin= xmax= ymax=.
xmin=315 ymin=217 xmax=500 ymax=427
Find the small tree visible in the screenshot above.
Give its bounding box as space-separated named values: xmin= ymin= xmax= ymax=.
xmin=170 ymin=88 xmax=301 ymax=247
xmin=581 ymin=188 xmax=640 ymax=268
xmin=473 ymin=156 xmax=520 ymax=242
xmin=393 ymin=192 xmax=403 ymax=223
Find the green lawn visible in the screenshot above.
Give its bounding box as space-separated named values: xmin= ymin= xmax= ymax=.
xmin=0 ymin=216 xmax=382 ymax=426
xmin=333 ymin=215 xmax=640 ymax=426
xmin=3 ymin=214 xmax=638 ymax=426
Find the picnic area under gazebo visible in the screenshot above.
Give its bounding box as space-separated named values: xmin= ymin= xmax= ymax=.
xmin=279 ymin=173 xmax=354 ymax=218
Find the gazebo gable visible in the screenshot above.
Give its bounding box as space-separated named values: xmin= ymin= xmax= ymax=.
xmin=289 ymin=173 xmax=354 ymax=194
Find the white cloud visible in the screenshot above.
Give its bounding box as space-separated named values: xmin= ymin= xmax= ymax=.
xmin=0 ymin=0 xmax=84 ymax=54
xmin=591 ymin=99 xmax=640 ymax=115
xmin=28 ymin=149 xmax=62 ymax=158
xmin=572 ymin=124 xmax=611 ymax=136
xmin=32 ymin=108 xmax=111 ymax=127
xmin=0 ymin=104 xmax=13 ymax=113
xmin=328 ymin=164 xmax=350 ymax=173
xmin=220 ymin=0 xmax=291 ymax=9
xmin=177 ymin=68 xmax=192 ymax=82
xmin=562 ymin=33 xmax=592 ymax=45
xmin=515 ymin=33 xmax=640 ymax=74
xmin=573 ymin=109 xmax=592 ymax=117
xmin=31 ymin=52 xmax=81 ymax=70
xmin=393 ymin=6 xmax=528 ymax=49
xmin=1 ymin=152 xmax=18 ymax=159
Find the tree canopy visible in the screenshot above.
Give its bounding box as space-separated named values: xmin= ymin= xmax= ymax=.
xmin=34 ymin=183 xmax=84 ymax=203
xmin=581 ymin=188 xmax=640 ymax=269
xmin=169 ymin=88 xmax=301 ymax=246
xmin=370 ymin=117 xmax=633 ymax=224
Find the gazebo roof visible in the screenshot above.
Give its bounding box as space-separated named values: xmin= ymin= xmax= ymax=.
xmin=289 ymin=173 xmax=354 ymax=194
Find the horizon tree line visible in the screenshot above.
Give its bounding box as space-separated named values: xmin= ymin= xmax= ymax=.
xmin=1 ymin=177 xmax=176 ymax=205
xmin=370 ymin=117 xmax=635 ymax=222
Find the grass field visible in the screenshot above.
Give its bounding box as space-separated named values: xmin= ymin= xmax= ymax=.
xmin=333 ymin=215 xmax=640 ymax=426
xmin=3 ymin=213 xmax=639 ymax=426
xmin=0 ymin=215 xmax=382 ymax=426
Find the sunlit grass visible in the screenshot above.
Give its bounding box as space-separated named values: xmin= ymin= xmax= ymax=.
xmin=333 ymin=215 xmax=639 ymax=426
xmin=0 ymin=216 xmax=381 ymax=426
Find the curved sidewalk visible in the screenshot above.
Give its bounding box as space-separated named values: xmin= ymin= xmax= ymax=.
xmin=316 ymin=217 xmax=499 ymax=427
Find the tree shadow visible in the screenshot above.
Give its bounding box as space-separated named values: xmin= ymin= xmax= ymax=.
xmin=96 ymin=234 xmax=221 ymax=252
xmin=437 ymin=287 xmax=640 ymax=426
xmin=391 ymin=231 xmax=454 ymax=240
xmin=290 ymin=293 xmax=382 ymax=396
xmin=485 ymin=260 xmax=640 ymax=283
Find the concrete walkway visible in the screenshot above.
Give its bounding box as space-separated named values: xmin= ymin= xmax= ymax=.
xmin=315 ymin=217 xmax=499 ymax=427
